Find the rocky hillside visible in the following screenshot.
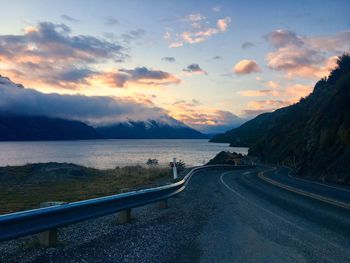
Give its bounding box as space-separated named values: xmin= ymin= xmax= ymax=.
xmin=211 ymin=54 xmax=350 ymax=184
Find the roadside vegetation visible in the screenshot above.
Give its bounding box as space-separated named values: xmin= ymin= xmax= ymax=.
xmin=206 ymin=151 xmax=247 ymax=165
xmin=0 ymin=162 xmax=172 ymax=214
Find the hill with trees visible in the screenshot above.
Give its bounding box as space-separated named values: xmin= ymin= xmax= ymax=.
xmin=211 ymin=54 xmax=350 ymax=184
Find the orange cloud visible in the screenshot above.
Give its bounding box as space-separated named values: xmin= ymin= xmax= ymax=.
xmin=233 ymin=60 xmax=261 ymax=75
xmin=238 ymin=89 xmax=278 ymax=97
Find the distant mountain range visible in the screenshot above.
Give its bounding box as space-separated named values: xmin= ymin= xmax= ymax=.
xmin=211 ymin=54 xmax=350 ymax=184
xmin=0 ymin=115 xmax=207 ymax=141
xmin=0 ymin=74 xmax=208 ymax=140
xmin=96 ymin=120 xmax=206 ymax=139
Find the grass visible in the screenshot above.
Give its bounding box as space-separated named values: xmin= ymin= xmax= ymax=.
xmin=0 ymin=163 xmax=172 ymax=214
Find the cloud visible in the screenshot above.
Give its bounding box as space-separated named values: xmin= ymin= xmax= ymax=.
xmin=233 ymin=60 xmax=261 ymax=75
xmin=121 ymin=29 xmax=146 ymax=44
xmin=183 ymin=64 xmax=207 ymax=75
xmin=241 ymin=79 xmax=313 ymax=116
xmin=162 ymin=56 xmax=176 ymax=62
xmin=0 ymin=75 xmax=180 ymax=126
xmin=212 ymin=55 xmax=222 ymax=60
xmin=165 ymin=16 xmax=231 ymax=48
xmin=0 ymin=21 xmax=128 ymax=89
xmin=265 ymin=29 xmax=350 ymax=79
xmin=265 ymin=29 xmax=303 ymax=48
xmin=168 ymin=99 xmax=243 ymax=133
xmin=105 ymin=16 xmax=119 ymax=26
xmin=60 ymin=14 xmax=79 ymax=23
xmin=212 ymin=6 xmax=221 ymax=12
xmin=241 ymin=41 xmax=255 ymax=49
xmin=184 ymin=13 xmax=206 ymax=22
xmin=238 ymin=89 xmax=278 ymax=97
xmin=266 ymin=80 xmax=279 ymax=89
xmin=284 ymin=84 xmax=312 ymax=99
xmin=247 ymin=99 xmax=291 ymax=110
xmin=217 ymin=17 xmax=230 ymax=31
xmin=100 ymin=67 xmax=181 ymax=88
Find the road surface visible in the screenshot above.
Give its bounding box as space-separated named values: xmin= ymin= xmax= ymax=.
xmin=1 ymin=166 xmax=350 ymax=262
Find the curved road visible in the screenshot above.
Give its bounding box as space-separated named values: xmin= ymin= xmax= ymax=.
xmin=1 ymin=166 xmax=350 ymax=262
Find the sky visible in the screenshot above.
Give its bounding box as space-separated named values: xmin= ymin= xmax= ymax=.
xmin=0 ymin=0 xmax=349 ymax=133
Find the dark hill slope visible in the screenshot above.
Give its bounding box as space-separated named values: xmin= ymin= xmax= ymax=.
xmin=0 ymin=115 xmax=99 ymax=141
xmin=211 ymin=54 xmax=350 ymax=184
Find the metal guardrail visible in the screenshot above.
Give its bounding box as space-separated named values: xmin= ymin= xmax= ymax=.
xmin=0 ymin=164 xmax=254 ymax=243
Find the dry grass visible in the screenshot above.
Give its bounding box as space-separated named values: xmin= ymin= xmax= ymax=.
xmin=0 ymin=163 xmax=172 ymax=214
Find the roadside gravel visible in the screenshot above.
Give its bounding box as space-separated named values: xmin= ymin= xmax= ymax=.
xmin=0 ymin=170 xmax=222 ymax=263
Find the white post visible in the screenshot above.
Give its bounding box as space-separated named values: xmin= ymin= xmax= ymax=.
xmin=172 ymin=157 xmax=178 ymax=180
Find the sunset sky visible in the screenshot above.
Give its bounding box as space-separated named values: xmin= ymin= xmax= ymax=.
xmin=0 ymin=0 xmax=349 ymax=133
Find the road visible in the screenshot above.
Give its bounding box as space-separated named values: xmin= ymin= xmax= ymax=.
xmin=1 ymin=166 xmax=350 ymax=263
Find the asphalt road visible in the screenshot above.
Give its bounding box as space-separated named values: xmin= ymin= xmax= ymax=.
xmin=1 ymin=166 xmax=350 ymax=263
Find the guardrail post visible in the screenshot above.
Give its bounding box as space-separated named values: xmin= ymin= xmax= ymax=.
xmin=38 ymin=202 xmax=65 ymax=246
xmin=158 ymin=199 xmax=168 ymax=209
xmin=118 ymin=209 xmax=131 ymax=224
xmin=38 ymin=228 xmax=58 ymax=247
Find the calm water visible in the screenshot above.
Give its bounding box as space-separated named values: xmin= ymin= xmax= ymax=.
xmin=0 ymin=139 xmax=248 ymax=169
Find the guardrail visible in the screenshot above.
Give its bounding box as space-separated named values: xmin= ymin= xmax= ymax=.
xmin=0 ymin=164 xmax=254 ymax=246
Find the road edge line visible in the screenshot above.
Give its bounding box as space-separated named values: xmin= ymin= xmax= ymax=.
xmin=258 ymin=170 xmax=350 ymax=211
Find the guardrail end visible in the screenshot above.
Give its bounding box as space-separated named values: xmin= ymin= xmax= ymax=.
xmin=118 ymin=208 xmax=132 ymax=224
xmin=158 ymin=199 xmax=168 ymax=209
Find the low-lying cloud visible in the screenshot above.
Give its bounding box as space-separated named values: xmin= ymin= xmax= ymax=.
xmin=169 ymin=99 xmax=244 ymax=133
xmin=0 ymin=75 xmax=172 ymax=126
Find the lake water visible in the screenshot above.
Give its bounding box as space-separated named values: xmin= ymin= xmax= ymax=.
xmin=0 ymin=139 xmax=248 ymax=169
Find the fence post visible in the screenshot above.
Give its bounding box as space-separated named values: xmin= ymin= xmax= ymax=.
xmin=172 ymin=157 xmax=178 ymax=180
xmin=38 ymin=202 xmax=65 ymax=246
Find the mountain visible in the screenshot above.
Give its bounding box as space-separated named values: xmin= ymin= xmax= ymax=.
xmin=0 ymin=115 xmax=207 ymax=141
xmin=96 ymin=119 xmax=207 ymax=139
xmin=0 ymin=115 xmax=99 ymax=141
xmin=211 ymin=54 xmax=350 ymax=184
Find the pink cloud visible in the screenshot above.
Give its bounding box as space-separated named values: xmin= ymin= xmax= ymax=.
xmin=265 ymin=29 xmax=350 ymax=79
xmin=166 ymin=15 xmax=231 ymax=48
xmin=233 ymin=60 xmax=261 ymax=75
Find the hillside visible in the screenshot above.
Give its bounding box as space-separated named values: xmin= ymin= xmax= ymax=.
xmin=0 ymin=115 xmax=99 ymax=141
xmin=211 ymin=54 xmax=350 ymax=184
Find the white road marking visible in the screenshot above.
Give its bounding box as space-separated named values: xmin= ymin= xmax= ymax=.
xmin=219 ymin=171 xmax=347 ymax=251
